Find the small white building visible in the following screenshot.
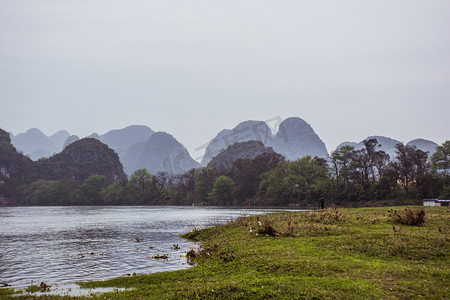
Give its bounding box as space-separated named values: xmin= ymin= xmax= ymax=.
xmin=423 ymin=199 xmax=450 ymax=206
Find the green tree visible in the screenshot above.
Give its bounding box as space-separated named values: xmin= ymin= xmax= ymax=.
xmin=288 ymin=156 xmax=329 ymax=203
xmin=352 ymin=139 xmax=386 ymax=186
xmin=103 ymin=181 xmax=126 ymax=205
xmin=231 ymin=152 xmax=285 ymax=204
xmin=431 ymin=140 xmax=450 ymax=179
xmin=330 ymin=145 xmax=357 ymax=201
xmin=209 ymin=175 xmax=234 ymax=205
xmin=439 ymin=185 xmax=450 ymax=199
xmin=375 ymin=166 xmax=400 ymax=201
xmin=127 ymin=169 xmax=162 ymax=205
xmin=259 ymin=163 xmax=291 ymax=206
xmin=166 ymin=188 xmax=184 ymax=205
xmin=172 ymin=169 xmax=197 ymax=205
xmin=345 ymin=139 xmax=392 ymax=202
xmin=25 ymin=180 xmax=54 ymax=205
xmin=431 ymin=140 xmax=450 ymax=199
xmin=130 ymin=169 xmax=152 ymax=191
xmin=393 ymin=143 xmax=428 ymax=197
xmin=25 ymin=179 xmax=76 ymax=205
xmin=194 ymin=167 xmax=222 ymax=204
xmin=259 ymin=156 xmax=329 ymax=206
xmin=78 ymin=174 xmax=106 ymax=205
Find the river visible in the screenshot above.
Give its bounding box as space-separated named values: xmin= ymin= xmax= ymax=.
xmin=0 ymin=206 xmax=290 ymax=291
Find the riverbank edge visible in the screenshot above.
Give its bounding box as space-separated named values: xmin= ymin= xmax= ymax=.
xmin=5 ymin=206 xmax=450 ymax=299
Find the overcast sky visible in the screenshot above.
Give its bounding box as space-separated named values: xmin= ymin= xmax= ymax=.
xmin=1 ymin=0 xmax=449 ymax=159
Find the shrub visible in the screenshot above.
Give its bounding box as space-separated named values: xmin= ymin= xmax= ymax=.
xmin=390 ymin=208 xmax=425 ymax=226
xmin=257 ymin=220 xmax=278 ymax=237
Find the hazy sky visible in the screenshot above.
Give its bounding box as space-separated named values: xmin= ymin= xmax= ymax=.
xmin=1 ymin=0 xmax=449 ymax=159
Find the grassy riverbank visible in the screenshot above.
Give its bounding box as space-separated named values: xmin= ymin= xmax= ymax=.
xmin=5 ymin=206 xmax=449 ymax=299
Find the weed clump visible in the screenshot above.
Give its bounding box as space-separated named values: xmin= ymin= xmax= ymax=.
xmin=186 ymin=244 xmax=236 ymax=264
xmin=257 ymin=220 xmax=278 ymax=237
xmin=307 ymin=207 xmax=344 ymax=224
xmin=390 ymin=208 xmax=426 ymax=226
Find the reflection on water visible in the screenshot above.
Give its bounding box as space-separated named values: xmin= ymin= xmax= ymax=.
xmin=0 ymin=206 xmax=285 ymax=289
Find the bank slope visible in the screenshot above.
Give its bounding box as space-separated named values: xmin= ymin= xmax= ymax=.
xmin=78 ymin=207 xmax=449 ymax=300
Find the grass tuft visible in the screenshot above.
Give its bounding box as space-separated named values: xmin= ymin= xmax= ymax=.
xmin=390 ymin=208 xmax=426 ymax=226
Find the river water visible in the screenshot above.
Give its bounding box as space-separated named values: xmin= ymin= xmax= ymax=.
xmin=0 ymin=206 xmax=286 ymax=291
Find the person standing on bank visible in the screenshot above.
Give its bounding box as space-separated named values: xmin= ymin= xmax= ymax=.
xmin=319 ymin=197 xmax=325 ymax=209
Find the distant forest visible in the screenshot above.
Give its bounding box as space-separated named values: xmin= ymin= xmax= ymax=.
xmin=17 ymin=138 xmax=450 ymax=207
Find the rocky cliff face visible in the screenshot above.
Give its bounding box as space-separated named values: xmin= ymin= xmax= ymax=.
xmin=270 ymin=117 xmax=329 ymax=160
xmin=122 ymin=132 xmax=200 ymax=175
xmin=0 ymin=129 xmax=35 ymax=191
xmin=39 ymin=138 xmax=127 ymax=185
xmin=207 ymin=140 xmax=275 ymax=171
xmin=1 ymin=130 xmax=127 ymax=203
xmin=200 ymin=120 xmax=274 ymax=166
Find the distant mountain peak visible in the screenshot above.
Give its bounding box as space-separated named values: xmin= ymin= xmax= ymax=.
xmin=200 ymin=117 xmax=329 ymax=164
xmin=25 ymin=128 xmax=46 ymax=135
xmin=200 ymin=120 xmax=274 ymax=166
xmin=122 ymin=131 xmax=199 ymax=175
xmin=7 ymin=125 xmax=199 ymax=177
xmin=63 ymin=135 xmax=80 ymax=149
xmin=336 ymin=136 xmax=438 ymax=159
xmin=50 ymin=130 xmax=70 ymax=137
xmin=11 ymin=128 xmax=56 ymax=160
xmin=406 ymin=139 xmax=438 ymax=156
xmin=271 ymin=117 xmax=328 ymax=160
xmin=87 ymin=133 xmax=101 ymax=139
xmin=49 ymin=130 xmax=70 ymax=152
xmin=99 ymin=125 xmax=154 ymax=155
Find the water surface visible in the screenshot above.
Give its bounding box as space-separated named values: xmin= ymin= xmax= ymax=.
xmin=0 ymin=206 xmax=286 ymax=289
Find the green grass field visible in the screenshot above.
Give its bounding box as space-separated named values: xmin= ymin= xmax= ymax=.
xmin=4 ymin=206 xmax=449 ymax=299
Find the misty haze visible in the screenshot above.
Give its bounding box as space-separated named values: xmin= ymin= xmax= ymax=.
xmin=0 ymin=1 xmax=449 ymax=299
